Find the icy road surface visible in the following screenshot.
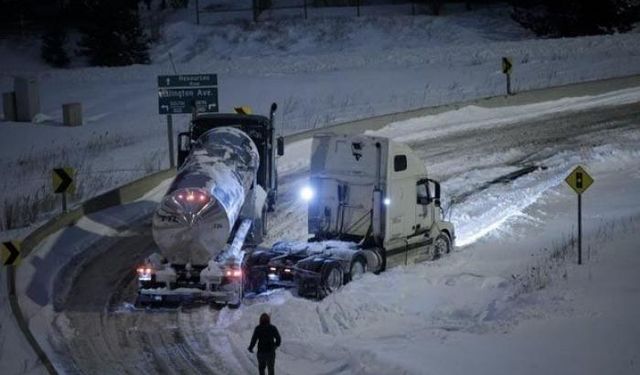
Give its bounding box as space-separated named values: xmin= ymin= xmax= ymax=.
xmin=48 ymin=99 xmax=640 ymax=374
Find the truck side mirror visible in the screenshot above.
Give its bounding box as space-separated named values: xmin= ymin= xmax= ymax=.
xmin=426 ymin=179 xmax=441 ymax=206
xmin=277 ymin=136 xmax=284 ymax=156
xmin=431 ymin=180 xmax=441 ymax=207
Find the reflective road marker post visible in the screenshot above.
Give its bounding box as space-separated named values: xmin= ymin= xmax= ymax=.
xmin=502 ymin=57 xmax=513 ymax=95
xmin=52 ymin=167 xmax=76 ymax=212
xmin=565 ymin=166 xmax=594 ymax=265
xmin=2 ymin=241 xmax=21 ymax=266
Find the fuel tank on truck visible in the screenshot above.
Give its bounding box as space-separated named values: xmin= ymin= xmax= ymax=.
xmin=152 ymin=127 xmax=259 ymax=265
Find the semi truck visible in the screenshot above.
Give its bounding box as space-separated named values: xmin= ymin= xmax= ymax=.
xmin=136 ymin=105 xmax=454 ymax=306
xmin=245 ymin=132 xmax=455 ymax=298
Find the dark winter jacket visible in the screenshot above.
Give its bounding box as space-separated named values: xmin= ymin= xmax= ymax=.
xmin=249 ymin=323 xmax=281 ymax=353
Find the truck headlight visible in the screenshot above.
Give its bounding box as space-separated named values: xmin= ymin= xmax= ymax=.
xmin=300 ymin=186 xmax=314 ymax=202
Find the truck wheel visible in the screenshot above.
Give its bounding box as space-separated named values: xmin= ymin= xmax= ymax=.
xmin=320 ymin=261 xmax=343 ymax=297
xmin=228 ymin=270 xmax=245 ymax=309
xmin=435 ymin=233 xmax=451 ymax=258
xmin=348 ymin=257 xmax=366 ymax=283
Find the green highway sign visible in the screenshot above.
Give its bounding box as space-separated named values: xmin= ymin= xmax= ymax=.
xmin=158 ymin=87 xmax=218 ymax=114
xmin=157 ymin=74 xmax=218 ymax=114
xmin=157 ymin=74 xmax=217 ymax=88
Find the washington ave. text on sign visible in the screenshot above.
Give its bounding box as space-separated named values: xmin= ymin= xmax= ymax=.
xmin=158 ymin=74 xmax=218 ymax=114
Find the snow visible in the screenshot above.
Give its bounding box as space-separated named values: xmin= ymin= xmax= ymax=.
xmin=0 ymin=180 xmax=170 ymax=374
xmin=1 ymin=3 xmax=640 ymax=374
xmin=277 ymin=86 xmax=640 ymax=181
xmin=370 ymin=87 xmax=640 ymax=144
xmin=0 ymin=271 xmax=48 ymax=375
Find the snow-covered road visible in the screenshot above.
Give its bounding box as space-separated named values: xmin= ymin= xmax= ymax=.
xmin=39 ymin=96 xmax=640 ymax=374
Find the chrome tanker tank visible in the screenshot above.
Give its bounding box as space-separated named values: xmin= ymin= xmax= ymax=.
xmin=152 ymin=127 xmax=259 ymax=265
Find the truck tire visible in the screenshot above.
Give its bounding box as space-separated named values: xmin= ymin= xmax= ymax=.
xmin=347 ymin=256 xmax=367 ymax=283
xmin=246 ymin=250 xmax=278 ymax=293
xmin=320 ymin=260 xmax=343 ymax=297
xmin=228 ymin=274 xmax=244 ymax=309
xmin=435 ymin=233 xmax=451 ymax=258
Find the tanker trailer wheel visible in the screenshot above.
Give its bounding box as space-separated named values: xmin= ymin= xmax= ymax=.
xmin=320 ymin=260 xmax=344 ymax=297
xmin=434 ymin=233 xmax=451 ymax=258
xmin=347 ymin=256 xmax=367 ymax=284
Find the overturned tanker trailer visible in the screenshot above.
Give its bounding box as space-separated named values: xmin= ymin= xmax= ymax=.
xmin=136 ymin=105 xmax=282 ymax=307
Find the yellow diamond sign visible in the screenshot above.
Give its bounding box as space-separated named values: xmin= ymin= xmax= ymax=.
xmin=565 ymin=166 xmax=593 ymax=195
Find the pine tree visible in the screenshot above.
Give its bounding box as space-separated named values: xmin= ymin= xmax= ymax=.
xmin=79 ymin=0 xmax=150 ymax=66
xmin=41 ymin=24 xmax=70 ymax=68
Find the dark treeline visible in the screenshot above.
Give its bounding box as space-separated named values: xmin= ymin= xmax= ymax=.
xmin=2 ymin=0 xmax=639 ymax=67
xmin=1 ymin=0 xmax=181 ymax=67
xmin=509 ymin=0 xmax=640 ymax=37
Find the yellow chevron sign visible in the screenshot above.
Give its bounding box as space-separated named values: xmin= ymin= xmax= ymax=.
xmin=2 ymin=241 xmax=21 ymax=266
xmin=502 ymin=57 xmax=513 ymax=74
xmin=52 ymin=167 xmax=75 ymax=194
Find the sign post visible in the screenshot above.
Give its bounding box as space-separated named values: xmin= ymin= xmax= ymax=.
xmin=502 ymin=57 xmax=513 ymax=95
xmin=52 ymin=167 xmax=75 ymax=212
xmin=158 ymin=74 xmax=218 ymax=168
xmin=565 ymin=166 xmax=594 ymax=265
xmin=167 ymin=114 xmax=175 ymax=168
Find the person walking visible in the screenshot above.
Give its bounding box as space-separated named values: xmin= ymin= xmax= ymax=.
xmin=248 ymin=313 xmax=281 ymax=375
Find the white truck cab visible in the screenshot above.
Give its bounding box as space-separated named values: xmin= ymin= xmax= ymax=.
xmin=306 ymin=133 xmax=454 ymax=271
